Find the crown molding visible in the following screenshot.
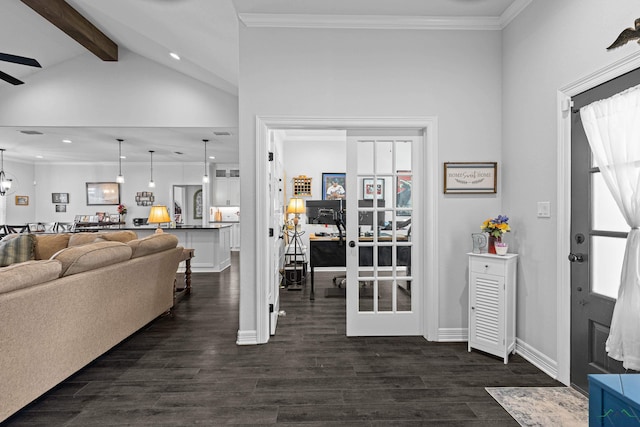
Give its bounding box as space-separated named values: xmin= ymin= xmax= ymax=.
xmin=238 ymin=1 xmax=532 ymax=31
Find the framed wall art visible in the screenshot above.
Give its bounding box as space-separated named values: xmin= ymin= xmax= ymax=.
xmin=363 ymin=178 xmax=385 ymax=200
xmin=443 ymin=162 xmax=497 ymax=194
xmin=52 ymin=192 xmax=69 ymax=204
xmin=55 ymin=204 xmax=67 ymax=213
xmin=15 ymin=195 xmax=29 ymax=206
xmin=86 ymin=182 xmax=120 ymax=205
xmin=322 ymin=173 xmax=346 ymax=200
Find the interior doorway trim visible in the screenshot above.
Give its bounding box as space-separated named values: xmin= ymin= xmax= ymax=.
xmin=556 ymin=51 xmax=640 ymax=385
xmin=254 ymin=115 xmax=439 ymax=344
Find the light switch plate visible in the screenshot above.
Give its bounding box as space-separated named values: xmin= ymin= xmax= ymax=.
xmin=537 ymin=201 xmax=551 ymax=218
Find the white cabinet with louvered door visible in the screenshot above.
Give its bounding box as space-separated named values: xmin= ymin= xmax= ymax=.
xmin=468 ymin=253 xmax=518 ymax=364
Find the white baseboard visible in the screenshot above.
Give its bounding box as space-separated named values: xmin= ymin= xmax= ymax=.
xmin=436 ymin=328 xmax=468 ymax=342
xmin=515 ymin=338 xmax=559 ymax=380
xmin=236 ymin=329 xmax=258 ymax=345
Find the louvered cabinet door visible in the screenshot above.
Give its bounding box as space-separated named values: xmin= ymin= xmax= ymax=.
xmin=468 ymin=253 xmax=518 ymax=364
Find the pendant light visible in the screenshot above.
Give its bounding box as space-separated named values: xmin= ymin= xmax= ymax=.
xmin=116 ymin=139 xmax=125 ymax=183
xmin=0 ymin=149 xmax=12 ymax=196
xmin=148 ymin=150 xmax=156 ymax=188
xmin=202 ymin=139 xmax=210 ymax=183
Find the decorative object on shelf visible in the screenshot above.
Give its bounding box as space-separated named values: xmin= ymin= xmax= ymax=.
xmin=363 ymin=177 xmax=385 ymax=200
xmin=481 ymin=214 xmax=510 ymax=254
xmin=0 ymin=148 xmax=12 ymax=196
xmin=116 ymin=139 xmax=125 ymax=183
xmin=293 ymin=175 xmax=312 ymax=197
xmin=86 ymin=182 xmax=120 ymax=205
xmin=117 ymin=204 xmax=127 ymax=222
xmin=322 ymin=172 xmax=345 ymax=200
xmin=202 ymin=139 xmax=209 ymax=183
xmin=471 ymin=233 xmax=487 ymax=254
xmin=51 ymin=192 xmax=69 ymax=204
xmin=444 ymin=162 xmax=497 ymax=194
xmin=495 ymin=241 xmax=509 ymax=256
xmin=148 ymin=150 xmax=156 ymax=188
xmin=147 ymin=205 xmax=171 ymax=233
xmin=135 ymin=192 xmax=154 ymax=206
xmin=15 ymin=195 xmax=28 ymax=206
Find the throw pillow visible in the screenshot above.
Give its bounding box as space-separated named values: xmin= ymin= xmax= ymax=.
xmin=0 ymin=234 xmax=36 ymax=267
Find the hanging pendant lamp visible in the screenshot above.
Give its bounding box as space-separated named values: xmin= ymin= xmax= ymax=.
xmin=148 ymin=150 xmax=156 ymax=188
xmin=202 ymin=139 xmax=210 ymax=183
xmin=116 ymin=139 xmax=125 ymax=183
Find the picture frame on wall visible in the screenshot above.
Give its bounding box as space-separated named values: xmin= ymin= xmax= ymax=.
xmin=55 ymin=204 xmax=67 ymax=213
xmin=52 ymin=192 xmax=69 ymax=204
xmin=443 ymin=162 xmax=497 ymax=194
xmin=15 ymin=195 xmax=29 ymax=206
xmin=363 ymin=178 xmax=385 ymax=200
xmin=86 ymin=182 xmax=120 ymax=205
xmin=397 ymin=172 xmax=412 ymax=216
xmin=322 ymin=172 xmax=346 ymax=200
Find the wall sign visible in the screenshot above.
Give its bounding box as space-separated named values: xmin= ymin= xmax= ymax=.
xmin=444 ymin=162 xmax=497 ymax=194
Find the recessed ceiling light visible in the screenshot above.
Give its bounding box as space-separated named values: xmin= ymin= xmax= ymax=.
xmin=209 ymin=156 xmax=216 ymax=159
xmin=170 ymin=52 xmax=180 ymax=60
xmin=120 ymin=155 xmax=126 ymax=159
xmin=62 ymin=139 xmax=72 ymax=144
xmin=35 ymin=155 xmax=43 ymax=159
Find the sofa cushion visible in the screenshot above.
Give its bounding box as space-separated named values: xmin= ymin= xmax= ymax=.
xmin=99 ymin=230 xmax=138 ymax=243
xmin=68 ymin=233 xmax=102 ymax=247
xmin=34 ymin=233 xmax=71 ymax=260
xmin=128 ymin=233 xmax=179 ymax=259
xmin=0 ymin=234 xmax=36 ymax=267
xmin=0 ymin=260 xmax=62 ymax=293
xmin=51 ymin=241 xmax=133 ymax=277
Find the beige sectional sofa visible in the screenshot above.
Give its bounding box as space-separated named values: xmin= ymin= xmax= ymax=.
xmin=0 ymin=231 xmax=183 ymax=422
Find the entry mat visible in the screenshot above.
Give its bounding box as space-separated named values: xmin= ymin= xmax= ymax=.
xmin=486 ymin=386 xmax=588 ymax=427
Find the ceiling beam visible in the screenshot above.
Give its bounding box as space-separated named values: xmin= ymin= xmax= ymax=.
xmin=20 ymin=0 xmax=118 ymax=61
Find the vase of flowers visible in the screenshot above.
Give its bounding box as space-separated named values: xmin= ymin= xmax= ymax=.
xmin=117 ymin=204 xmax=127 ymax=223
xmin=481 ymin=215 xmax=510 ymax=254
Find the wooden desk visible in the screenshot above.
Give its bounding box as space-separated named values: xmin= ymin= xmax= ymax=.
xmin=175 ymin=248 xmax=195 ymax=303
xmin=308 ymin=235 xmax=411 ymax=301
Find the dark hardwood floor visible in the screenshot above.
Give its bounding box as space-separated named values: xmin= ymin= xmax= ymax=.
xmin=3 ymin=253 xmax=561 ymax=426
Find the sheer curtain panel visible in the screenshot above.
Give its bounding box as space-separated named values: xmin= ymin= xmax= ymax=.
xmin=580 ymin=83 xmax=640 ymax=370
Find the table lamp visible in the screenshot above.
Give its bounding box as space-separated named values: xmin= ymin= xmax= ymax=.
xmin=147 ymin=205 xmax=171 ymax=233
xmin=287 ymin=197 xmax=305 ymax=226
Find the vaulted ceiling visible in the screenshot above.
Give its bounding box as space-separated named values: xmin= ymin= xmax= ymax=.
xmin=0 ymin=0 xmax=527 ymax=163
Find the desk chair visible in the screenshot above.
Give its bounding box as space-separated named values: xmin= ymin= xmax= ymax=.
xmin=5 ymin=224 xmax=29 ymax=234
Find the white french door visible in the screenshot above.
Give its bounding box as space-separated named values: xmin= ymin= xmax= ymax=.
xmin=345 ymin=136 xmax=422 ymax=336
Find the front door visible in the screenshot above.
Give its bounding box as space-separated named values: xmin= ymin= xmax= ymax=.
xmin=345 ymin=136 xmax=421 ymax=336
xmin=569 ymin=69 xmax=640 ymax=392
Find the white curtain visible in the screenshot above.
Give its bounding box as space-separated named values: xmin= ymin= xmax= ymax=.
xmin=580 ymin=84 xmax=640 ymax=371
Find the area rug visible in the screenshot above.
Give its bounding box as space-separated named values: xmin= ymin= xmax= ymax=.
xmin=486 ymin=387 xmax=588 ymax=427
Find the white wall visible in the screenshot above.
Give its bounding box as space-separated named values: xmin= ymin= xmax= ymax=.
xmin=1 ymin=159 xmax=36 ymax=224
xmin=238 ymin=27 xmax=503 ymax=341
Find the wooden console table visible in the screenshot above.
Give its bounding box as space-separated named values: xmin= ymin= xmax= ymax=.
xmin=175 ymin=248 xmax=195 ymax=303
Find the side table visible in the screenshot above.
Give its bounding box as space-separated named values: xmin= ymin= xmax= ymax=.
xmin=175 ymin=248 xmax=195 ymax=302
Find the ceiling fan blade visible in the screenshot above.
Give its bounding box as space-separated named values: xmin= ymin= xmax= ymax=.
xmin=0 ymin=53 xmax=41 ymax=68
xmin=0 ymin=70 xmax=25 ymax=85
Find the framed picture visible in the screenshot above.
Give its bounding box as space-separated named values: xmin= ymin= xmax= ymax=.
xmin=109 ymin=214 xmax=120 ymax=223
xmin=52 ymin=192 xmax=69 ymax=204
xmin=363 ymin=178 xmax=385 ymax=200
xmin=397 ymin=172 xmax=412 ymax=216
xmin=55 ymin=204 xmax=67 ymax=213
xmin=15 ymin=195 xmax=29 ymax=206
xmin=443 ymin=162 xmax=497 ymax=194
xmin=322 ymin=173 xmax=346 ymax=200
xmin=86 ymin=182 xmax=120 ymax=205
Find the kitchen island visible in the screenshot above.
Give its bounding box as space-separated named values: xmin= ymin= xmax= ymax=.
xmin=131 ymin=224 xmax=232 ymax=272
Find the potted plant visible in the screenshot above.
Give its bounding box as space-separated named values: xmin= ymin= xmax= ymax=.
xmin=481 ymin=215 xmax=510 ymax=254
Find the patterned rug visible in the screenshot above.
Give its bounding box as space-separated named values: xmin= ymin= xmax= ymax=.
xmin=486 ymin=387 xmax=588 ymax=427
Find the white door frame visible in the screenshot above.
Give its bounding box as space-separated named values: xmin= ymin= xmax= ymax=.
xmin=556 ymin=51 xmax=640 ymax=385
xmin=254 ymin=116 xmax=439 ymax=344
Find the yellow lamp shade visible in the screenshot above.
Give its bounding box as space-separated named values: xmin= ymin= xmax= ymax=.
xmin=287 ymin=198 xmax=305 ymax=215
xmin=148 ymin=205 xmax=171 ymax=225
